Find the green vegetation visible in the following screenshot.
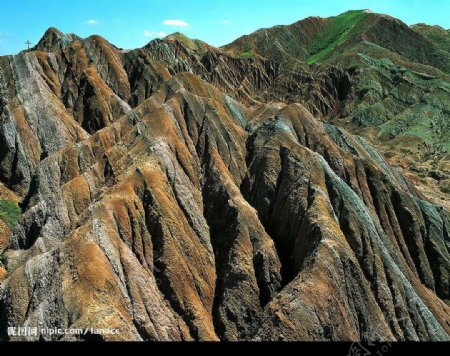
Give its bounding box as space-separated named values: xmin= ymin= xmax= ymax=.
xmin=352 ymin=54 xmax=450 ymax=156
xmin=166 ymin=32 xmax=202 ymax=51
xmin=240 ymin=41 xmax=254 ymax=59
xmin=240 ymin=51 xmax=254 ymax=59
xmin=441 ymin=185 xmax=450 ymax=194
xmin=412 ymin=25 xmax=450 ymax=54
xmin=307 ymin=10 xmax=369 ymax=64
xmin=242 ymin=41 xmax=252 ymax=52
xmin=0 ymin=199 xmax=21 ymax=229
xmin=425 ymin=32 xmax=450 ymax=53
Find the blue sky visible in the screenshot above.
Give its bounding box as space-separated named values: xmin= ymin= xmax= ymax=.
xmin=0 ymin=0 xmax=449 ymax=55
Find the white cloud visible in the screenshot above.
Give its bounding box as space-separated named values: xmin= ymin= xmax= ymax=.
xmin=86 ymin=19 xmax=99 ymax=25
xmin=162 ymin=19 xmax=190 ymax=28
xmin=144 ymin=30 xmax=168 ymax=38
xmin=221 ymin=20 xmax=231 ymax=25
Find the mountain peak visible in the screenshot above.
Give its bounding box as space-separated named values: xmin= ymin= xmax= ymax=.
xmin=165 ymin=32 xmax=192 ymax=43
xmin=164 ymin=32 xmax=212 ymax=52
xmin=410 ymin=23 xmax=450 ymax=53
xmin=43 ymin=27 xmax=64 ymax=37
xmin=223 ymin=9 xmax=372 ymax=63
xmin=33 ymin=27 xmax=81 ymax=52
xmin=224 ymin=9 xmax=450 ymax=69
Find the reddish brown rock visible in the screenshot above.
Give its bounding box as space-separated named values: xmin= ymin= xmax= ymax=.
xmin=0 ymin=17 xmax=449 ymax=342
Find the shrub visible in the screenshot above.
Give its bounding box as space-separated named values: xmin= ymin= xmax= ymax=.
xmin=0 ymin=199 xmax=21 ymax=228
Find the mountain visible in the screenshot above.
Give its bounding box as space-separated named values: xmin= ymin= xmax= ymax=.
xmin=411 ymin=23 xmax=450 ymax=54
xmin=223 ymin=15 xmax=327 ymax=63
xmin=225 ymin=10 xmax=450 ymax=70
xmin=0 ymin=10 xmax=449 ymax=341
xmin=226 ymin=10 xmax=450 ymax=207
xmin=31 ymin=27 xmax=82 ymax=53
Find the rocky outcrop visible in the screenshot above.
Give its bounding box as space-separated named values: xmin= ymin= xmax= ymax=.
xmin=0 ymin=15 xmax=449 ymax=342
xmin=31 ymin=27 xmax=81 ymax=53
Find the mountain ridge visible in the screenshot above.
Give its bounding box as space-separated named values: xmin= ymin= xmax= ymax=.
xmin=7 ymin=9 xmax=450 ymax=233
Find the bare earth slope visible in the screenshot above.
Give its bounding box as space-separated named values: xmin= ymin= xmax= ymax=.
xmin=0 ymin=10 xmax=449 ymax=341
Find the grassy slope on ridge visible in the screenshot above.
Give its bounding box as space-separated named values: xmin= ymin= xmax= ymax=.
xmin=411 ymin=23 xmax=450 ymax=54
xmin=307 ymin=10 xmax=370 ymax=64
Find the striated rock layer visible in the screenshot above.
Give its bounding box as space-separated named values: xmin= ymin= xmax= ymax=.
xmin=0 ymin=11 xmax=449 ymax=342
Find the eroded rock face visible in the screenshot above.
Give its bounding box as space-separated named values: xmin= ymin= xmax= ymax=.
xmin=0 ymin=20 xmax=449 ymax=341
xmin=226 ymin=10 xmax=450 ymax=207
xmin=31 ymin=28 xmax=82 ymax=53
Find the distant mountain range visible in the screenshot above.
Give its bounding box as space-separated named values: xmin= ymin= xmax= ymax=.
xmin=0 ymin=10 xmax=449 ymax=341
